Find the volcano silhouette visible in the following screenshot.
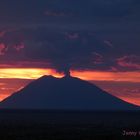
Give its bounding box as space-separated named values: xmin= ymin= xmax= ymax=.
xmin=0 ymin=75 xmax=139 ymax=110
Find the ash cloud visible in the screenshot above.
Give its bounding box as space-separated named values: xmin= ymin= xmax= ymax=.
xmin=23 ymin=30 xmax=111 ymax=73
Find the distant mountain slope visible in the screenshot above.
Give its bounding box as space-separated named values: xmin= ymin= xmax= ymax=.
xmin=0 ymin=75 xmax=139 ymax=110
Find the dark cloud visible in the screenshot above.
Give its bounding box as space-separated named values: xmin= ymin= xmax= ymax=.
xmin=0 ymin=0 xmax=138 ymax=23
xmin=0 ymin=23 xmax=140 ymax=72
xmin=0 ymin=0 xmax=139 ymax=73
xmin=0 ymin=28 xmax=114 ymax=72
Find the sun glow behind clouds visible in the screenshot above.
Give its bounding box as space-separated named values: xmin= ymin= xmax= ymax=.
xmin=0 ymin=68 xmax=139 ymax=82
xmin=0 ymin=68 xmax=64 ymax=79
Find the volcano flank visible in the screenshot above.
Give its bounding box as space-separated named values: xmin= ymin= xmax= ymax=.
xmin=0 ymin=75 xmax=139 ymax=110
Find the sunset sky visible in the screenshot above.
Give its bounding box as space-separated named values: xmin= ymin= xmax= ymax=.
xmin=0 ymin=0 xmax=140 ymax=105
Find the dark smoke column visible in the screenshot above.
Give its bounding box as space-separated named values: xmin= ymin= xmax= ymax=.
xmin=65 ymin=69 xmax=71 ymax=77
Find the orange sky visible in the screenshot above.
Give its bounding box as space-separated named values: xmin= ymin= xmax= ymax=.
xmin=0 ymin=68 xmax=139 ymax=82
xmin=0 ymin=68 xmax=140 ymax=106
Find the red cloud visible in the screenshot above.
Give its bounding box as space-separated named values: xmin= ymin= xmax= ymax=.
xmin=117 ymin=55 xmax=140 ymax=69
xmin=14 ymin=43 xmax=25 ymax=51
xmin=92 ymin=52 xmax=103 ymax=64
xmin=0 ymin=43 xmax=6 ymax=55
xmin=0 ymin=31 xmax=6 ymax=38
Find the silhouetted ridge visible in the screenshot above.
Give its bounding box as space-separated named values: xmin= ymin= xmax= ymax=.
xmin=0 ymin=75 xmax=139 ymax=110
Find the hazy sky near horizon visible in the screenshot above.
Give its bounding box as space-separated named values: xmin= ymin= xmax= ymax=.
xmin=0 ymin=0 xmax=139 ymax=105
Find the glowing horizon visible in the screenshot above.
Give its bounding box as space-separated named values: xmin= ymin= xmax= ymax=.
xmin=0 ymin=68 xmax=139 ymax=83
xmin=71 ymin=70 xmax=140 ymax=82
xmin=0 ymin=68 xmax=64 ymax=79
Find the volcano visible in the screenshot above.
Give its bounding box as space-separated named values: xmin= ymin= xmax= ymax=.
xmin=0 ymin=75 xmax=139 ymax=110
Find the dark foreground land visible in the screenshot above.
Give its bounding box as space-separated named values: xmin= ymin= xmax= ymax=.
xmin=0 ymin=110 xmax=140 ymax=140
